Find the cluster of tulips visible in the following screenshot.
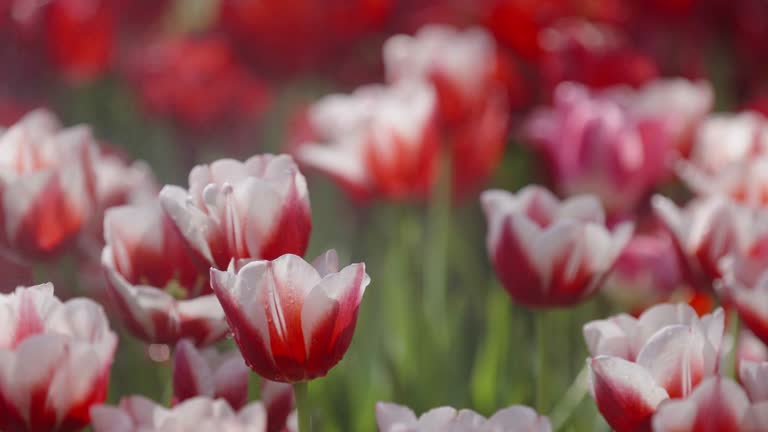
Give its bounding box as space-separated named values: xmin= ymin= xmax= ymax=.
xmin=3 ymin=2 xmax=768 ymax=432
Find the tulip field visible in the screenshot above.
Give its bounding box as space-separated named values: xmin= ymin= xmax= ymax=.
xmin=2 ymin=1 xmax=768 ymax=431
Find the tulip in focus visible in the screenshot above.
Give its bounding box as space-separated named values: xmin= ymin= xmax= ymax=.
xmin=375 ymin=402 xmax=551 ymax=431
xmin=481 ymin=185 xmax=632 ymax=307
xmin=584 ymin=303 xmax=724 ymax=431
xmin=91 ymin=396 xmax=267 ymax=432
xmin=101 ymin=201 xmax=228 ymax=345
xmin=296 ymin=82 xmax=438 ymax=200
xmin=0 ymin=283 xmax=117 ymax=432
xmin=160 ymin=154 xmax=311 ymax=268
xmin=0 ymin=109 xmax=98 ymax=258
xmin=173 ymin=339 xmax=250 ymax=409
xmin=211 ymin=250 xmax=370 ymax=382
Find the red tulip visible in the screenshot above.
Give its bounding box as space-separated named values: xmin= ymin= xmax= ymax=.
xmin=91 ymin=396 xmax=268 ymax=432
xmin=0 ymin=109 xmax=98 ymax=258
xmin=376 ymin=402 xmax=551 ymax=431
xmin=481 ymin=185 xmax=632 ymax=307
xmin=101 ymin=201 xmax=227 ymax=345
xmin=585 ymin=303 xmax=725 ymax=431
xmin=296 ymin=82 xmax=439 ymax=201
xmin=160 ymin=154 xmax=311 ymax=268
xmin=210 ymin=250 xmax=370 ymax=383
xmin=0 ymin=284 xmax=117 ymax=432
xmin=173 ymin=339 xmax=250 ymax=410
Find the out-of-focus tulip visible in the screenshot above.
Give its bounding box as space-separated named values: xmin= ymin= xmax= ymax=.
xmin=739 ymin=330 xmax=768 ymax=364
xmin=0 ymin=109 xmax=97 ymax=258
xmin=125 ymin=35 xmax=270 ymax=130
xmin=653 ymin=195 xmax=754 ymax=292
xmin=91 ymin=396 xmax=267 ymax=432
xmin=718 ymin=235 xmax=768 ymax=346
xmin=159 ymin=154 xmax=311 ymax=268
xmin=525 ymin=82 xmax=670 ymax=216
xmin=687 ymin=112 xmax=768 ymax=175
xmin=741 ymin=360 xmax=768 ymax=403
xmin=679 ymin=157 xmax=768 ymax=208
xmin=218 ymin=0 xmax=392 ymax=75
xmin=210 ymin=250 xmax=370 ymax=383
xmin=0 ymin=283 xmax=117 ymax=432
xmin=584 ymin=303 xmax=724 ymax=431
xmin=382 ymin=25 xmax=514 ymax=197
xmin=296 ymin=82 xmax=438 ymax=201
xmin=481 ymin=185 xmax=632 ymax=307
xmin=651 ymin=376 xmax=762 ymax=432
xmin=261 ymin=380 xmax=295 ymax=432
xmin=173 ymin=339 xmax=250 ymax=410
xmin=101 ymin=201 xmax=227 ymax=345
xmin=601 ymin=232 xmax=684 ymax=312
xmin=537 ymin=20 xmax=659 ymax=93
xmin=375 ymin=402 xmax=551 ymax=431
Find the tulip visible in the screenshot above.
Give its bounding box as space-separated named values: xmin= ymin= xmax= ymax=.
xmin=91 ymin=396 xmax=267 ymax=432
xmin=0 ymin=109 xmax=98 ymax=257
xmin=210 ymin=250 xmax=370 ymax=382
xmin=375 ymin=402 xmax=551 ymax=431
xmin=383 ymin=25 xmax=511 ymax=123
xmin=652 ymin=376 xmax=767 ymax=432
xmin=718 ymin=236 xmax=768 ymax=346
xmin=524 ymin=82 xmax=671 ymax=216
xmin=296 ymin=81 xmax=438 ymax=201
xmin=653 ymin=195 xmax=754 ymax=291
xmin=160 ymin=154 xmax=311 ymax=268
xmin=481 ymin=185 xmax=632 ymax=307
xmin=261 ymin=380 xmax=296 ymax=432
xmin=173 ymin=339 xmax=250 ymax=409
xmin=687 ymin=112 xmax=768 ymax=175
xmin=601 ymin=232 xmax=684 ymax=312
xmin=101 ymin=201 xmax=228 ymax=345
xmin=0 ymin=283 xmax=117 ymax=432
xmin=585 ymin=303 xmax=725 ymax=431
xmin=678 ymin=157 xmax=768 ymax=208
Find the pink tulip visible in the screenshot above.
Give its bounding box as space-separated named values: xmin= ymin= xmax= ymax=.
xmin=0 ymin=284 xmax=117 ymax=432
xmin=101 ymin=201 xmax=228 ymax=345
xmin=652 ymin=376 xmax=766 ymax=432
xmin=601 ymin=232 xmax=684 ymax=311
xmin=481 ymin=185 xmax=632 ymax=307
xmin=91 ymin=396 xmax=267 ymax=432
xmin=524 ymin=82 xmax=672 ymax=216
xmin=173 ymin=339 xmax=250 ymax=410
xmin=296 ymin=81 xmax=438 ymax=201
xmin=160 ymin=154 xmax=311 ymax=268
xmin=210 ymin=250 xmax=370 ymax=382
xmin=653 ymin=195 xmax=753 ymax=291
xmin=585 ymin=303 xmax=724 ymax=431
xmin=375 ymin=402 xmax=551 ymax=431
xmin=0 ymin=109 xmax=98 ymax=257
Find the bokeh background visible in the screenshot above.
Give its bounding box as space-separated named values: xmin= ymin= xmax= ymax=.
xmin=1 ymin=0 xmax=767 ymax=430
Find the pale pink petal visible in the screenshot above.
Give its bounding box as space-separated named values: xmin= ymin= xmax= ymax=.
xmin=376 ymin=402 xmax=419 ymax=430
xmin=740 ymin=360 xmax=768 ymax=402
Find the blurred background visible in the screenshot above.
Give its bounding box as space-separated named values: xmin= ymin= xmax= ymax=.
xmin=1 ymin=0 xmax=767 ymax=430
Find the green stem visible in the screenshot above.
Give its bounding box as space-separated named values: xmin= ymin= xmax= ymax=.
xmin=535 ymin=310 xmax=549 ymax=413
xmin=294 ymin=381 xmax=312 ymax=432
xmin=549 ymin=365 xmax=589 ymax=431
xmin=424 ymin=152 xmax=451 ymax=341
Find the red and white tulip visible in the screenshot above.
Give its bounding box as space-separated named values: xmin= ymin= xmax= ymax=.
xmin=210 ymin=250 xmax=370 ymax=382
xmin=687 ymin=112 xmax=768 ymax=175
xmin=91 ymin=396 xmax=267 ymax=432
xmin=481 ymin=185 xmax=632 ymax=307
xmin=0 ymin=284 xmax=117 ymax=432
xmin=101 ymin=201 xmax=227 ymax=345
xmin=160 ymin=154 xmax=311 ymax=268
xmin=173 ymin=339 xmax=250 ymax=410
xmin=376 ymin=402 xmax=551 ymax=432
